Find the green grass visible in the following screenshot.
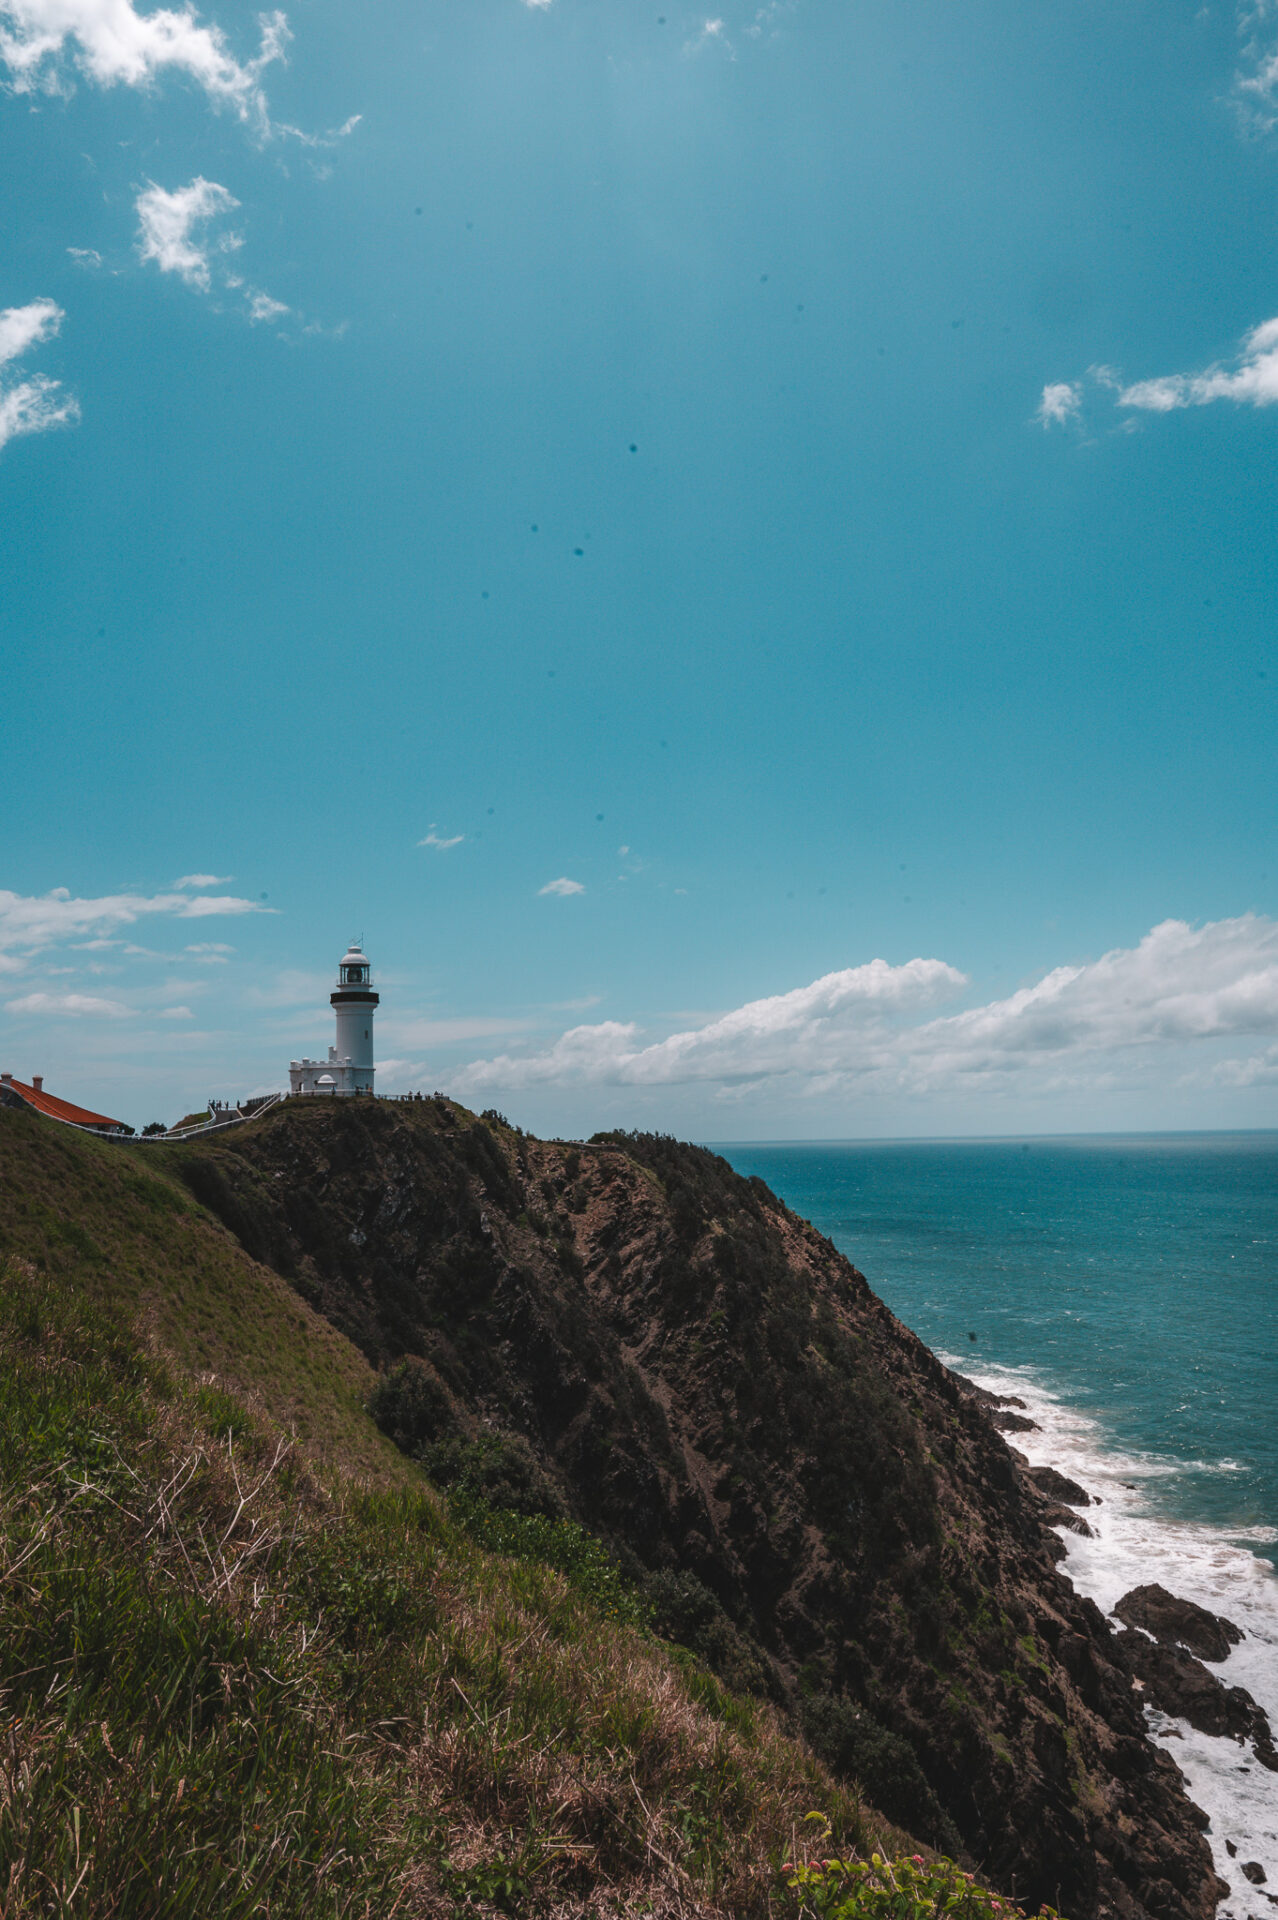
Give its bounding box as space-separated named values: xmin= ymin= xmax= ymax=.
xmin=0 ymin=1106 xmax=402 ymax=1481
xmin=0 ymin=1108 xmax=918 ymax=1915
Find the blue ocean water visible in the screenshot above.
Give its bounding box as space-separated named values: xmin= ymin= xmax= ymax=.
xmin=714 ymin=1134 xmax=1278 ymax=1910
xmin=716 ymin=1133 xmax=1278 ymax=1561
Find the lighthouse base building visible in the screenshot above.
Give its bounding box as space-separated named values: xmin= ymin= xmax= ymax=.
xmin=289 ymin=944 xmax=379 ymax=1096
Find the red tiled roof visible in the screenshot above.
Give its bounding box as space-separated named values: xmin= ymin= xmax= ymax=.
xmin=2 ymin=1079 xmax=125 ymax=1131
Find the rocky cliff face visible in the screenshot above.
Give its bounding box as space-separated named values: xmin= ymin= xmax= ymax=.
xmin=177 ymin=1098 xmax=1225 ymax=1920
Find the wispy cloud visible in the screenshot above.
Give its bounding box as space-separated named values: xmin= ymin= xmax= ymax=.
xmin=5 ymin=990 xmax=132 ymax=1018
xmin=1036 ymin=381 xmax=1082 ymax=428
xmin=539 ymin=876 xmax=585 ymax=897
xmin=0 ymin=0 xmax=289 ymax=133
xmin=1042 ymin=316 xmax=1278 ymax=432
xmin=175 ymin=873 xmax=232 ymax=889
xmin=452 ymin=917 xmax=1278 ymax=1102
xmin=418 ymin=825 xmax=464 ymax=850
xmin=1212 ymin=1040 xmax=1278 ymax=1086
xmin=1234 ymin=1 xmax=1278 ymax=132
xmin=247 ymin=289 xmax=288 ymax=324
xmin=457 ymin=956 xmax=964 ymax=1091
xmin=242 ymin=969 xmax=326 ymax=1009
xmin=136 ymin=177 xmax=239 ymax=290
xmin=0 ymin=297 xmax=79 ymax=456
xmin=685 ymin=16 xmax=732 ymax=56
xmin=135 ymin=179 xmax=292 ymax=321
xmin=380 ymin=1015 xmax=529 ymax=1049
xmin=0 ymin=886 xmax=270 ymax=966
xmin=1117 ymin=315 xmax=1278 ymax=412
xmin=743 ymin=0 xmax=795 ymax=39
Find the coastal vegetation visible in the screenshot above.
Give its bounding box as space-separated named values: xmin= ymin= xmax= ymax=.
xmin=0 ymin=1105 xmax=900 ymax=1915
xmin=0 ymin=1097 xmax=1228 ymax=1917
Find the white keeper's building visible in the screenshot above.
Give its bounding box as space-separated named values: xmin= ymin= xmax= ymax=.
xmin=289 ymin=944 xmax=379 ymax=1096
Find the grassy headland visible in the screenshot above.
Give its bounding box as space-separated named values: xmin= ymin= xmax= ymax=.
xmin=0 ymin=1098 xmax=1226 ymax=1920
xmin=0 ymin=1103 xmax=903 ymax=1917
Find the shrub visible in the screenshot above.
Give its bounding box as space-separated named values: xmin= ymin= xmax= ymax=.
xmin=419 ymin=1430 xmax=567 ymax=1519
xmin=368 ymin=1355 xmax=455 ymax=1452
xmin=781 ymin=1825 xmax=1061 ymax=1920
xmin=449 ymin=1490 xmax=653 ymax=1628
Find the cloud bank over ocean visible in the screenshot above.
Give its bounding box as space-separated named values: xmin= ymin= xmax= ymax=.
xmin=450 ymin=916 xmax=1278 ymax=1108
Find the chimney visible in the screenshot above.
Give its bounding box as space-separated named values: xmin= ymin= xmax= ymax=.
xmin=31 ymin=1076 xmax=43 ymax=1094
xmin=0 ymin=1072 xmax=11 ymax=1084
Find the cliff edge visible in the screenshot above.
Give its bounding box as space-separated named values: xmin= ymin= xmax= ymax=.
xmin=171 ymin=1097 xmax=1224 ymax=1920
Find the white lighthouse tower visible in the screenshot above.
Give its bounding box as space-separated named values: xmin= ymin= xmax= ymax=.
xmin=289 ymin=943 xmax=379 ymax=1096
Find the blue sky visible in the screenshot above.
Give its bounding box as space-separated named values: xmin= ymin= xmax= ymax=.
xmin=3 ymin=0 xmax=1278 ymax=1135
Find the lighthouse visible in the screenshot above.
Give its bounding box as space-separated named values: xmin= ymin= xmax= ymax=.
xmin=288 ymin=943 xmax=379 ymax=1096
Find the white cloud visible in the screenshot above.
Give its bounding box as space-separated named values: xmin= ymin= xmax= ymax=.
xmin=1210 ymin=1042 xmax=1278 ymax=1086
xmin=452 ymin=917 xmax=1278 ymax=1102
xmin=744 ymin=0 xmax=794 ymax=38
xmin=66 ymin=246 xmax=102 ymax=269
xmin=1036 ymin=381 xmax=1081 ymax=428
xmin=520 ymin=0 xmax=552 ymax=10
xmin=899 ymin=916 xmax=1278 ymax=1079
xmin=539 ymin=877 xmax=585 ymax=897
xmin=135 ymin=187 xmax=292 ymax=318
xmin=5 ymin=990 xmax=131 ymax=1018
xmin=418 ymin=825 xmax=464 ymax=850
xmin=0 ymin=885 xmax=269 ymax=964
xmin=0 ymin=297 xmax=79 ymax=455
xmin=1234 ymin=2 xmax=1278 ymax=132
xmin=685 ymin=16 xmax=732 ymax=55
xmin=247 ymin=288 xmax=288 ymax=323
xmin=185 ymin=941 xmax=234 ymax=960
xmin=242 ymin=968 xmax=326 ymax=1008
xmin=380 ymin=1015 xmax=529 ymax=1049
xmin=136 ymin=177 xmax=239 ymax=289
xmin=159 ymin=1005 xmax=194 ymax=1018
xmin=457 ymin=956 xmax=965 ymax=1092
xmin=1118 ymin=315 xmax=1278 ymax=411
xmin=175 ymin=872 xmax=231 ymax=888
xmin=289 ymin=111 xmax=360 ymax=146
xmin=0 ymin=0 xmax=289 ymax=131
xmin=176 ymin=893 xmax=266 ymax=919
xmin=1048 ymin=318 xmax=1278 ymax=432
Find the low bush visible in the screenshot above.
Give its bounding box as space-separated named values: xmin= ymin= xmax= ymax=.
xmin=781 ymin=1824 xmax=1061 ymax=1920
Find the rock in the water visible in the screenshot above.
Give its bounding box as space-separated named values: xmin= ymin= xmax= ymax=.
xmin=951 ymin=1375 xmax=1027 ymax=1409
xmin=1113 ymin=1584 xmax=1244 ymax=1664
xmin=1114 ymin=1630 xmax=1272 ymax=1746
xmin=1242 ymin=1864 xmax=1268 ymax=1887
xmin=1043 ymin=1503 xmax=1094 ymax=1538
xmin=1026 ymin=1463 xmax=1092 ymax=1507
xmin=992 ymin=1408 xmax=1041 ymax=1433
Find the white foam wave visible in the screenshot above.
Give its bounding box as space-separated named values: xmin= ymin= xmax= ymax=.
xmin=941 ymin=1354 xmax=1278 ymax=1918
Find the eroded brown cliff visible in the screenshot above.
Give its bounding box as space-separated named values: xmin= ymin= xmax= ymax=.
xmin=173 ymin=1098 xmax=1226 ymax=1920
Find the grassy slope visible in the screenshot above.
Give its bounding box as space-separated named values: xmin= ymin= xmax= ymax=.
xmin=0 ymin=1105 xmax=913 ymax=1917
xmin=0 ymin=1104 xmax=395 ymax=1480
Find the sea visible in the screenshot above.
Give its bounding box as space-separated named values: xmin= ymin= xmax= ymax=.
xmin=714 ymin=1134 xmax=1278 ymax=1918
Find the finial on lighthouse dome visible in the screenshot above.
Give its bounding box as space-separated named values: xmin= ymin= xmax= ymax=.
xmin=288 ymin=940 xmax=380 ymax=1096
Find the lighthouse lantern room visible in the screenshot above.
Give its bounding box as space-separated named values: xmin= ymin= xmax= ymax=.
xmin=289 ymin=944 xmax=379 ymax=1096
